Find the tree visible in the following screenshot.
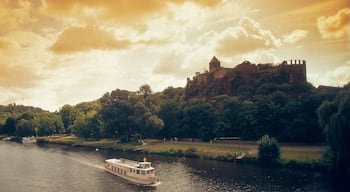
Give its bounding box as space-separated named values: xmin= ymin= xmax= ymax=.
xmin=2 ymin=117 xmax=16 ymax=135
xmin=238 ymin=100 xmax=258 ymax=140
xmin=59 ymin=104 xmax=77 ymax=134
xmin=138 ymin=84 xmax=152 ymax=99
xmin=257 ymin=134 xmax=280 ymax=164
xmin=99 ymin=89 xmax=135 ymax=140
xmin=158 ymin=100 xmax=182 ymax=138
xmin=15 ymin=118 xmax=37 ymax=137
xmin=181 ymin=99 xmax=216 ymax=141
xmin=72 ymin=113 xmax=100 ymax=139
xmin=36 ymin=112 xmax=64 ymax=136
xmin=317 ymin=90 xmax=350 ymax=176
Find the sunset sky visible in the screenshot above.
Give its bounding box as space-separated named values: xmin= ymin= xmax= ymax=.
xmin=0 ymin=0 xmax=349 ymax=111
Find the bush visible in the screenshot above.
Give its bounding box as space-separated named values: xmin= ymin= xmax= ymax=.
xmin=257 ymin=134 xmax=280 ymax=164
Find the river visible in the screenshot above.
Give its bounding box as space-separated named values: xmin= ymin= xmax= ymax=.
xmin=0 ymin=141 xmax=335 ymax=192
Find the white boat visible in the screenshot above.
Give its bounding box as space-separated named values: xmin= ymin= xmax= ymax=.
xmin=22 ymin=137 xmax=37 ymax=144
xmin=105 ymin=158 xmax=160 ymax=186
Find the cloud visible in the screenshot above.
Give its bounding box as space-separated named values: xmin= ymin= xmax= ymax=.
xmin=317 ymin=8 xmax=350 ymax=39
xmin=215 ymin=17 xmax=281 ymax=56
xmin=0 ymin=39 xmax=13 ymax=49
xmin=50 ymin=26 xmax=130 ymax=54
xmin=326 ymin=65 xmax=350 ymax=86
xmin=309 ymin=64 xmax=350 ymax=87
xmin=283 ymin=30 xmax=309 ymax=44
xmin=153 ymin=51 xmax=185 ymax=75
xmin=240 ymin=50 xmax=279 ymax=64
xmin=152 ymin=17 xmax=282 ymax=79
xmin=44 ymin=0 xmax=221 ymax=25
xmin=0 ymin=64 xmax=43 ymax=88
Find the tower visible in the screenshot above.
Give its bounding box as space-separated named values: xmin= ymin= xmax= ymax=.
xmin=209 ymin=56 xmax=221 ymax=72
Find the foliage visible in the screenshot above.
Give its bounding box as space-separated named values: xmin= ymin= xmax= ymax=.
xmin=1 ymin=79 xmax=346 ymax=145
xmin=36 ymin=112 xmax=64 ymax=136
xmin=1 ymin=117 xmax=16 ymax=135
xmin=257 ymin=135 xmax=280 ymax=164
xmin=317 ymin=90 xmax=350 ymax=175
xmin=59 ymin=104 xmax=77 ymax=134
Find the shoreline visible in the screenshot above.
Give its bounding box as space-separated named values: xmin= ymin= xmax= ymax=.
xmin=36 ymin=136 xmax=329 ymax=172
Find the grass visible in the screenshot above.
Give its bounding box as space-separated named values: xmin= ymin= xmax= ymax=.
xmin=43 ymin=136 xmax=327 ymax=170
xmin=46 ymin=136 xmax=138 ymax=151
xmin=281 ymin=150 xmax=323 ymax=161
xmin=141 ymin=142 xmax=249 ymax=160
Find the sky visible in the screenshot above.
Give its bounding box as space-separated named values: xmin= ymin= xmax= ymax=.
xmin=0 ymin=0 xmax=349 ymax=111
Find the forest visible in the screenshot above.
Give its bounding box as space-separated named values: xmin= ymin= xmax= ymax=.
xmin=1 ymin=82 xmax=349 ymax=144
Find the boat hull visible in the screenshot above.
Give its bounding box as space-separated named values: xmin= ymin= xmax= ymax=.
xmin=104 ymin=159 xmax=160 ymax=187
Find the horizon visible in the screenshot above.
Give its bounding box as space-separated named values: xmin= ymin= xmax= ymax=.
xmin=1 ymin=0 xmax=349 ymax=111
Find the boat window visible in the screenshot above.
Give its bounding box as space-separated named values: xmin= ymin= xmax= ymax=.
xmin=141 ymin=171 xmax=145 ymax=175
xmin=137 ymin=170 xmax=140 ymax=174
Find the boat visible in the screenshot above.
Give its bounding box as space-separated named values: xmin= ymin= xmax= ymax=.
xmin=22 ymin=136 xmax=37 ymax=144
xmin=104 ymin=157 xmax=160 ymax=186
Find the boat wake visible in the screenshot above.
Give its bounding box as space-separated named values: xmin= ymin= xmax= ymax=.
xmin=67 ymin=155 xmax=105 ymax=171
xmin=73 ymin=158 xmax=105 ymax=170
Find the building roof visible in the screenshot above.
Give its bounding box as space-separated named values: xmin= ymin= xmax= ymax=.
xmin=210 ymin=56 xmax=219 ymax=63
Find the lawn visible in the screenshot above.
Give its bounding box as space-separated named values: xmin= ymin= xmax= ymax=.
xmin=46 ymin=136 xmax=326 ymax=167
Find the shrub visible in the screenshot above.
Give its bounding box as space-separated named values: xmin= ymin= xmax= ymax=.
xmin=257 ymin=134 xmax=280 ymax=164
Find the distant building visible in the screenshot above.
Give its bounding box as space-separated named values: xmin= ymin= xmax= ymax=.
xmin=184 ymin=56 xmax=308 ymax=98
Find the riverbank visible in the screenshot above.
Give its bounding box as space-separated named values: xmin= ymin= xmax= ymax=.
xmin=36 ymin=135 xmax=328 ymax=171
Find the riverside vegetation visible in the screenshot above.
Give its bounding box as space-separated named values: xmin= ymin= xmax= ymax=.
xmin=1 ymin=80 xmax=350 ymax=177
xmin=33 ymin=135 xmax=327 ymax=172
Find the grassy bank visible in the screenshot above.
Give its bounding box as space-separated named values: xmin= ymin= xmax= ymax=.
xmin=40 ymin=136 xmax=327 ymax=171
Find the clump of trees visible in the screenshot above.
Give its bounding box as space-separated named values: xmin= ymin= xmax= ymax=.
xmin=257 ymin=135 xmax=280 ymax=164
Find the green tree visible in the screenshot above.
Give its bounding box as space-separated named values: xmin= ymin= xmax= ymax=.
xmin=238 ymin=100 xmax=258 ymax=140
xmin=15 ymin=118 xmax=37 ymax=137
xmin=181 ymin=99 xmax=216 ymax=141
xmin=99 ymin=89 xmax=135 ymax=140
xmin=71 ymin=112 xmax=100 ymax=139
xmin=158 ymin=100 xmax=181 ymax=138
xmin=138 ymin=84 xmax=152 ymax=99
xmin=2 ymin=117 xmax=16 ymax=135
xmin=59 ymin=104 xmax=77 ymax=133
xmin=36 ymin=112 xmax=64 ymax=136
xmin=317 ymin=90 xmax=350 ymax=176
xmin=257 ymin=134 xmax=280 ymax=164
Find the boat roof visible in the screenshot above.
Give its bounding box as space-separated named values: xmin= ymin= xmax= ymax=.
xmin=106 ymin=158 xmax=154 ymax=171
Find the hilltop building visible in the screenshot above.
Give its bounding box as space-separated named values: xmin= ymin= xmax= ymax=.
xmin=184 ymin=56 xmax=308 ymax=98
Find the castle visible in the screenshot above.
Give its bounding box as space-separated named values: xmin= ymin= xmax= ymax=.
xmin=184 ymin=56 xmax=307 ymax=98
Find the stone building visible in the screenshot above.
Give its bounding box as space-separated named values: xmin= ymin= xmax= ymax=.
xmin=184 ymin=56 xmax=308 ymax=99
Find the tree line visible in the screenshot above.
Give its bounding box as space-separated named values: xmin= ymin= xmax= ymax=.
xmin=0 ymin=84 xmax=347 ymax=143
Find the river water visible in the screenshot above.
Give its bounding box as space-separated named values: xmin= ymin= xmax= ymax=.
xmin=0 ymin=141 xmax=335 ymax=192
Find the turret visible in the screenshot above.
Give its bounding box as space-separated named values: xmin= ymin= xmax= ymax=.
xmin=209 ymin=56 xmax=221 ymax=72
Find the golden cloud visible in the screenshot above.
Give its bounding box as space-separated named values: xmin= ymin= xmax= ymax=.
xmin=50 ymin=26 xmax=130 ymax=54
xmin=153 ymin=51 xmax=185 ymax=75
xmin=215 ymin=17 xmax=281 ymax=56
xmin=0 ymin=64 xmax=43 ymax=88
xmin=283 ymin=30 xmax=309 ymax=44
xmin=0 ymin=39 xmax=13 ymax=49
xmin=317 ymin=8 xmax=350 ymax=39
xmin=45 ymin=0 xmax=219 ymax=20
